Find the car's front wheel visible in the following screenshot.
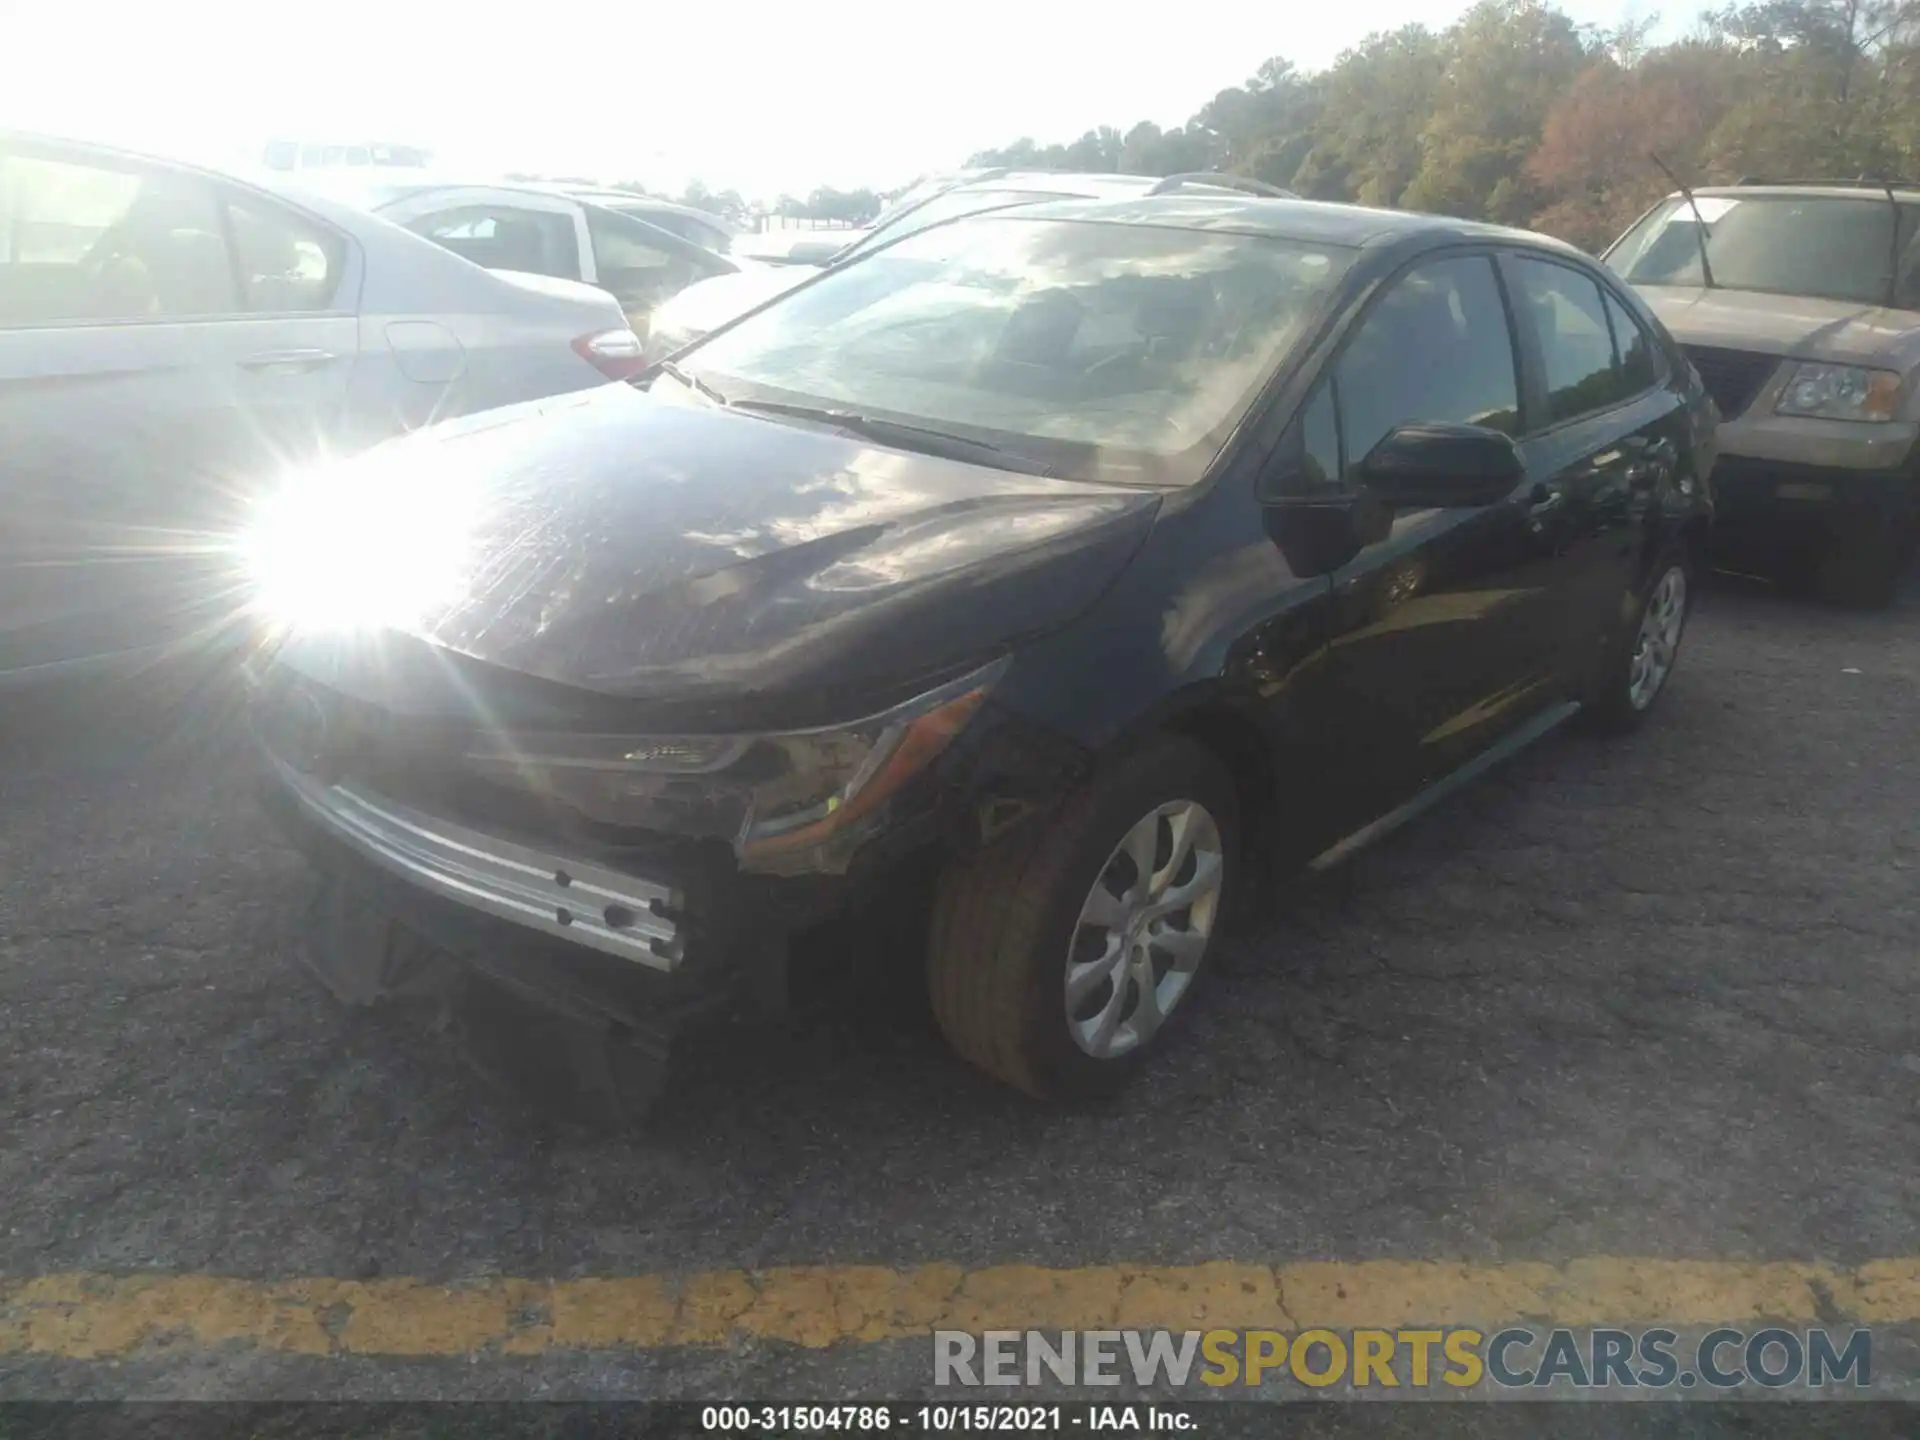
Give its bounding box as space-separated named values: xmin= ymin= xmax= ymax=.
xmin=927 ymin=735 xmax=1239 ymax=1099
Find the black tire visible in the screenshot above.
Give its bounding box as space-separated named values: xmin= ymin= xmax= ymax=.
xmin=1816 ymin=520 xmax=1915 ymax=611
xmin=1585 ymin=546 xmax=1693 ymax=735
xmin=927 ymin=735 xmax=1240 ymax=1099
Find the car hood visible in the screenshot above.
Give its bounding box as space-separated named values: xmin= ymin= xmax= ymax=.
xmin=267 ymin=384 xmax=1159 ymax=726
xmin=647 ymin=266 xmax=816 ymax=349
xmin=1638 ymin=284 xmax=1920 ymax=368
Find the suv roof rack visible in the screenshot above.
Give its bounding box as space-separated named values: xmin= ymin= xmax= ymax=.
xmin=1733 ymin=175 xmax=1920 ymax=190
xmin=1147 ymin=172 xmax=1298 ymax=200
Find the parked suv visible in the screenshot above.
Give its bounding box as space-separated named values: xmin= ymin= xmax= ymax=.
xmin=1606 ymin=180 xmax=1920 ymax=606
xmin=244 ymin=194 xmax=1714 ymax=1109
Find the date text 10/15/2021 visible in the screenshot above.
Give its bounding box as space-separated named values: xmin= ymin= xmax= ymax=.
xmin=701 ymin=1405 xmax=1192 ymax=1431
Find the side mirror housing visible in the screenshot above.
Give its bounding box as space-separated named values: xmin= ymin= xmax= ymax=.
xmin=1356 ymin=423 xmax=1523 ymax=509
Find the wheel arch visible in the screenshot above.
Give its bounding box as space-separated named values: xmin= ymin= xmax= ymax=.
xmin=1109 ymin=683 xmax=1289 ymax=879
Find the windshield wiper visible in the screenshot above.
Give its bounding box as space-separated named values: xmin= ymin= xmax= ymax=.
xmin=728 ymin=399 xmax=1057 ymax=476
xmin=1650 ymin=152 xmax=1716 ymax=289
xmin=646 ymin=361 xmax=730 ymax=407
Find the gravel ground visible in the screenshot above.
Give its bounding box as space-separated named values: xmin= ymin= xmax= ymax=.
xmin=0 ymin=572 xmax=1915 ymax=1416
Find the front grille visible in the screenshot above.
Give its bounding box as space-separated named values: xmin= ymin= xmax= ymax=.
xmin=1683 ymin=345 xmax=1781 ymax=420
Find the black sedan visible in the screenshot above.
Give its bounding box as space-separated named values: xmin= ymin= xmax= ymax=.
xmin=241 ymin=192 xmax=1716 ymax=1105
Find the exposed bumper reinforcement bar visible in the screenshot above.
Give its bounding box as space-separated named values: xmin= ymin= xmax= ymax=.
xmin=266 ymin=753 xmax=683 ymax=971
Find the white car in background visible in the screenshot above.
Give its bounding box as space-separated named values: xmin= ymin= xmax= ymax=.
xmin=644 ymin=168 xmax=1296 ymax=359
xmin=0 ymin=132 xmax=646 ymax=686
xmin=314 ymin=178 xmax=741 ymax=341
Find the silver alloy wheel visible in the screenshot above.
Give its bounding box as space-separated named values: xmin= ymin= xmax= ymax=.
xmin=1628 ymin=565 xmax=1688 ymax=711
xmin=1065 ymin=799 xmax=1225 ymax=1059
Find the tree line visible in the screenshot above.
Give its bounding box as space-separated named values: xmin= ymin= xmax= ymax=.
xmin=966 ymin=0 xmax=1920 ymax=253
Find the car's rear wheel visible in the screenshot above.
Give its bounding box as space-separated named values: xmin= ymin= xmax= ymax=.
xmin=1586 ymin=549 xmax=1691 ymax=733
xmin=927 ymin=735 xmax=1238 ymax=1099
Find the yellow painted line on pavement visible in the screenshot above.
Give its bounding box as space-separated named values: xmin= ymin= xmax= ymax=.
xmin=1 ymin=1259 xmax=1916 ymax=1359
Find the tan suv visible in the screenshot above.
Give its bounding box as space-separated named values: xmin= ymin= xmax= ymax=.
xmin=1605 ymin=181 xmax=1920 ymax=607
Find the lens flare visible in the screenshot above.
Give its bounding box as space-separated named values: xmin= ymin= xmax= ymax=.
xmin=241 ymin=445 xmax=479 ymax=635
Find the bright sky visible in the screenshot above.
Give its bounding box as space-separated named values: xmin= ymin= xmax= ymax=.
xmin=4 ymin=0 xmax=1681 ymax=200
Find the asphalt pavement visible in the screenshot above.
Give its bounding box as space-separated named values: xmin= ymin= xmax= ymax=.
xmin=0 ymin=573 xmax=1915 ymax=1421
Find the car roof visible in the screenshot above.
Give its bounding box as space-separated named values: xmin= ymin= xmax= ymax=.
xmin=969 ymin=192 xmax=1576 ymax=252
xmin=352 ymin=177 xmax=565 ymax=203
xmin=1670 ymin=183 xmax=1920 ymax=201
xmin=960 ymin=171 xmax=1160 ymax=195
xmin=908 ymin=170 xmax=1262 ymax=201
xmin=1 ymin=129 xmax=387 ymax=235
xmin=283 ymin=176 xmax=712 ymax=231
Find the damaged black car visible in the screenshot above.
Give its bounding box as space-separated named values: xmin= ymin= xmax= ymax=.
xmin=241 ymin=193 xmax=1715 ymax=1107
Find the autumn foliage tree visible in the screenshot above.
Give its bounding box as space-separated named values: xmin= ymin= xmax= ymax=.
xmin=966 ymin=0 xmax=1920 ymax=252
xmin=1526 ymin=50 xmax=1733 ymax=251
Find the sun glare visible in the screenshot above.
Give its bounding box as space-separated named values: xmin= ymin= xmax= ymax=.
xmin=240 ymin=446 xmax=480 ymax=636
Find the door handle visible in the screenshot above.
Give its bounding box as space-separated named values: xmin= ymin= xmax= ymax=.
xmin=240 ymin=348 xmax=337 ymax=373
xmin=1527 ymin=485 xmax=1565 ymax=516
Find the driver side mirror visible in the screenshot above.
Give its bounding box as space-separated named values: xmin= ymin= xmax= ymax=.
xmin=1355 ymin=423 xmax=1524 ymax=509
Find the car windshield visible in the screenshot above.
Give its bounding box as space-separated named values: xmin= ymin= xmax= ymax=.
xmin=679 ymin=216 xmax=1354 ymax=485
xmin=1606 ymin=193 xmax=1920 ymax=306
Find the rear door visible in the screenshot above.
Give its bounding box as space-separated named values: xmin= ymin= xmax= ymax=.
xmin=0 ymin=139 xmax=359 ymax=678
xmin=1500 ymin=251 xmax=1679 ymax=691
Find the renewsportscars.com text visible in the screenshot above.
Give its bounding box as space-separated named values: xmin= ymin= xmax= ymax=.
xmin=934 ymin=1327 xmax=1872 ymax=1391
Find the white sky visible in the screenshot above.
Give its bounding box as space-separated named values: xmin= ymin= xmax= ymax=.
xmin=4 ymin=0 xmax=1680 ymax=200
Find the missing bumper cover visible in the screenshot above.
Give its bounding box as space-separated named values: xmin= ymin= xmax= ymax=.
xmin=267 ymin=752 xmax=684 ymax=971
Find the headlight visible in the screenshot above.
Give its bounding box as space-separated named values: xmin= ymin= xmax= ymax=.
xmin=1773 ymin=363 xmax=1904 ymax=421
xmin=461 ymin=658 xmax=1006 ymax=875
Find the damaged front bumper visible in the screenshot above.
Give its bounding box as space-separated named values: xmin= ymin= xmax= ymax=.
xmin=248 ymin=679 xmax=870 ymax=1116
xmin=265 ymin=750 xmax=685 ymax=972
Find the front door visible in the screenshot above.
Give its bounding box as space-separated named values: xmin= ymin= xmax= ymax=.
xmin=1292 ymin=251 xmax=1570 ymax=833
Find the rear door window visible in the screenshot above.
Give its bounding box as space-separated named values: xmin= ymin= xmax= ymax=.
xmin=226 ymin=196 xmax=346 ymax=312
xmin=1604 ymin=287 xmax=1659 ymax=394
xmin=1510 ymin=256 xmax=1635 ymax=425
